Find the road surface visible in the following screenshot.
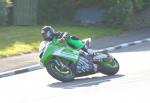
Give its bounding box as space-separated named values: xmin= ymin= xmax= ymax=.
xmin=0 ymin=42 xmax=150 ymax=103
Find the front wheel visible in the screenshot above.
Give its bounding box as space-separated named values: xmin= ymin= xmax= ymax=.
xmin=98 ymin=55 xmax=119 ymax=75
xmin=46 ymin=59 xmax=75 ymax=82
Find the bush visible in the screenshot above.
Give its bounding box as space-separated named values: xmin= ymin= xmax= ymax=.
xmin=38 ymin=0 xmax=76 ymax=24
xmin=37 ymin=0 xmax=150 ymax=25
xmin=102 ymin=0 xmax=133 ymax=25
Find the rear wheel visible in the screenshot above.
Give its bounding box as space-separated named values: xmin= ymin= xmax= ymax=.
xmin=98 ymin=55 xmax=119 ymax=75
xmin=46 ymin=59 xmax=75 ymax=82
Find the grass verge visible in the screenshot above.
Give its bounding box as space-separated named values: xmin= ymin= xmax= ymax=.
xmin=0 ymin=23 xmax=123 ymax=57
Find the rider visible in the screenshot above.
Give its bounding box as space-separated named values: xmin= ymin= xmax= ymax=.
xmin=40 ymin=25 xmax=94 ymax=55
xmin=40 ymin=25 xmax=97 ymax=75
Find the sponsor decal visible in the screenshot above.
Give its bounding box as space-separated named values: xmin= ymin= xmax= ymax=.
xmin=54 ymin=48 xmax=78 ymax=60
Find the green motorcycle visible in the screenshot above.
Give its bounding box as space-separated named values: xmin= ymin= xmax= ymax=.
xmin=39 ymin=37 xmax=119 ymax=82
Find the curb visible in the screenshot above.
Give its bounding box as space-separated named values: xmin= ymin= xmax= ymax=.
xmin=0 ymin=64 xmax=42 ymax=78
xmin=97 ymin=38 xmax=150 ymax=53
xmin=0 ymin=37 xmax=150 ymax=78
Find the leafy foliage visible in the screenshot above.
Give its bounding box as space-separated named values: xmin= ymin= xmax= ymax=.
xmin=102 ymin=0 xmax=134 ymax=25
xmin=38 ymin=0 xmax=76 ymax=24
xmin=38 ymin=0 xmax=149 ymax=25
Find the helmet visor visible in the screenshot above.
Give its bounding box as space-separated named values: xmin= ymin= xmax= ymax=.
xmin=47 ymin=31 xmax=54 ymax=38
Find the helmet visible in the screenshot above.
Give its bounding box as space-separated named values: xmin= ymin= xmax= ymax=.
xmin=41 ymin=26 xmax=55 ymax=41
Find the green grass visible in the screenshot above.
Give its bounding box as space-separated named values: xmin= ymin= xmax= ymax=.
xmin=0 ymin=23 xmax=123 ymax=57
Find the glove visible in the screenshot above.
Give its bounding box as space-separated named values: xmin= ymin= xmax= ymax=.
xmin=61 ymin=32 xmax=70 ymax=40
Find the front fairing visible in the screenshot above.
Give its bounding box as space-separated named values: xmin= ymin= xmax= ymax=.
xmin=40 ymin=37 xmax=79 ymax=66
xmin=39 ymin=41 xmax=51 ymax=58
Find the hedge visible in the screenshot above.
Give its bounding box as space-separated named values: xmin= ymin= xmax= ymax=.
xmin=38 ymin=0 xmax=76 ymax=24
xmin=1 ymin=0 xmax=149 ymax=25
xmin=37 ymin=0 xmax=149 ymax=25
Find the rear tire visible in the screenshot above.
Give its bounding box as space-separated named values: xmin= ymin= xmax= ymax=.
xmin=98 ymin=57 xmax=119 ymax=75
xmin=46 ymin=60 xmax=75 ymax=82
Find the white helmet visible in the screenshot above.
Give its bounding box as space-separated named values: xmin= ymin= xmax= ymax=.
xmin=41 ymin=26 xmax=55 ymax=41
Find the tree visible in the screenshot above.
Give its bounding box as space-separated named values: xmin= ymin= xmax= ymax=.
xmin=0 ymin=0 xmax=7 ymax=25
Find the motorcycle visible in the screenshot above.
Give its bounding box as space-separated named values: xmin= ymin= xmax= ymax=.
xmin=39 ymin=37 xmax=119 ymax=82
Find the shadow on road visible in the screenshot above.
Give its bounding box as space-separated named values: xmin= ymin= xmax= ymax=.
xmin=48 ymin=74 xmax=125 ymax=89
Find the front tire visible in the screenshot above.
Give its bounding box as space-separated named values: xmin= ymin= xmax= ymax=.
xmin=46 ymin=60 xmax=75 ymax=82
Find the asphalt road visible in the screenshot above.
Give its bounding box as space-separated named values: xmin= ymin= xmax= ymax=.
xmin=0 ymin=42 xmax=150 ymax=103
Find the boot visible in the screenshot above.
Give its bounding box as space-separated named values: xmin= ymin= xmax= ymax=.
xmin=87 ymin=49 xmax=96 ymax=55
